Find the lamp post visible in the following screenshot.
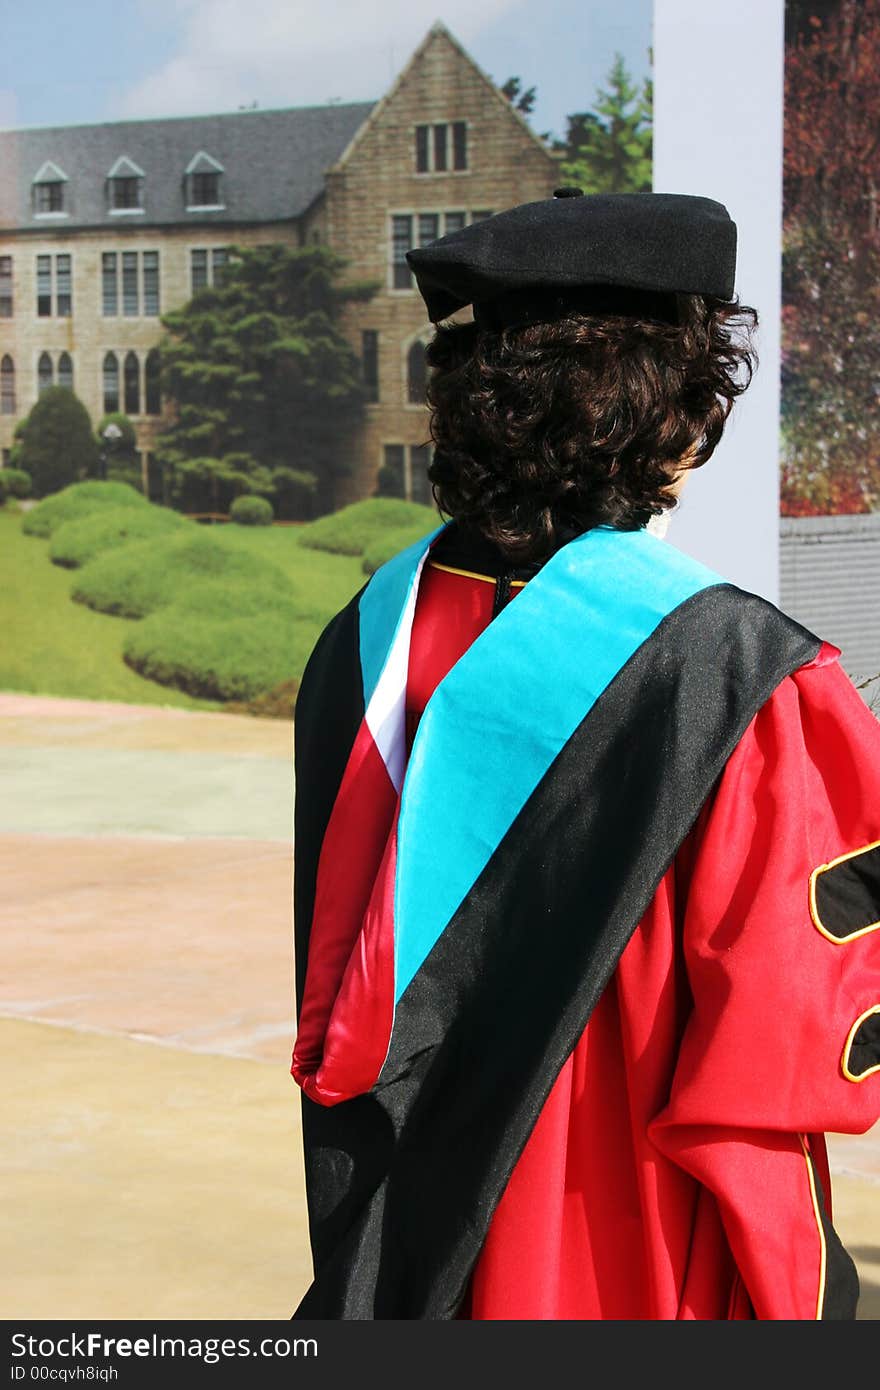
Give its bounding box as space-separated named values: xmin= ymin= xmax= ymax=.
xmin=99 ymin=421 xmax=123 ymax=481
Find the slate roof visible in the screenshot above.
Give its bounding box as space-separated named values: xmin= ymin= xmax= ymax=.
xmin=0 ymin=102 xmax=375 ymax=233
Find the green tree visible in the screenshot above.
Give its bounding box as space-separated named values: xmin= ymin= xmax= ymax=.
xmin=500 ymin=76 xmax=537 ymax=116
xmin=19 ymin=387 xmax=100 ymax=498
xmin=154 ymin=242 xmax=377 ymax=516
xmin=559 ymin=54 xmax=652 ymax=193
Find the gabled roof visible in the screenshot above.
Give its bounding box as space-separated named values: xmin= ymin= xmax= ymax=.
xmin=331 ymin=21 xmax=557 ymax=173
xmin=107 ymin=155 xmax=146 ymax=179
xmin=0 ymin=102 xmax=375 ymax=232
xmin=33 ymin=159 xmax=68 ymax=183
xmin=185 ymin=150 xmax=225 ymax=175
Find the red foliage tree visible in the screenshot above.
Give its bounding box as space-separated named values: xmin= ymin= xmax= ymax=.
xmin=781 ymin=0 xmax=880 ymax=515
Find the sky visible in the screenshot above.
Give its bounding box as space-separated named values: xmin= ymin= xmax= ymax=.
xmin=0 ymin=0 xmax=652 ymax=147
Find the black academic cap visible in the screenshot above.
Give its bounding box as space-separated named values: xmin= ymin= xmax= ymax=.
xmin=405 ymin=188 xmax=738 ymax=328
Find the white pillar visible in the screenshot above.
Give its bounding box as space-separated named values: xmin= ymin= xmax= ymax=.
xmin=653 ymin=0 xmax=785 ymax=602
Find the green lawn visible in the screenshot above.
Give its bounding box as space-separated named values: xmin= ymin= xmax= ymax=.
xmin=0 ymin=508 xmax=367 ymax=708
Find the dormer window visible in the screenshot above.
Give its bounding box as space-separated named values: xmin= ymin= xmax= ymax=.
xmin=184 ymin=152 xmax=225 ymax=211
xmin=106 ymin=157 xmax=145 ymax=215
xmin=31 ymin=162 xmax=69 ymax=218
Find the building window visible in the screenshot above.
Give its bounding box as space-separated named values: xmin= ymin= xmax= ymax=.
xmin=145 ymin=349 xmax=161 ymax=415
xmin=0 ymin=356 xmax=14 ymax=415
xmin=415 ymin=125 xmax=430 ymax=173
xmin=183 ymin=154 xmax=225 ymax=211
xmin=407 ymin=341 xmax=428 ymax=405
xmin=31 ymin=162 xmax=69 ymax=218
xmin=452 ymin=122 xmax=468 ymax=171
xmin=191 ymin=171 xmax=220 ymax=206
xmin=415 ymin=121 xmax=468 ymax=173
xmin=38 ymin=352 xmax=54 ymax=394
xmin=390 ymin=210 xmax=489 ymax=291
xmin=142 ymin=251 xmax=159 ymax=315
xmin=381 ymin=443 xmax=433 ymax=502
xmin=0 ymin=256 xmax=12 ymax=317
xmin=471 ymin=209 xmax=493 ymax=222
xmin=124 ymin=351 xmax=140 ymax=415
xmin=1 ymin=448 xmax=11 ymax=465
xmin=191 ymin=249 xmax=208 ymax=291
xmin=122 ymin=252 xmax=138 ymax=316
xmin=102 ymin=251 xmax=159 ymax=317
xmin=55 ymin=254 xmax=71 ymax=316
xmin=418 ymin=213 xmax=439 ymax=246
xmin=382 ymin=444 xmax=406 ymax=497
xmin=34 ymin=181 xmax=65 ymax=213
xmin=106 ymin=158 xmax=147 ymax=215
xmin=362 ymin=330 xmax=379 ymax=403
xmin=36 ymin=255 xmax=52 ymax=316
xmin=57 ymin=351 xmax=73 ymax=391
xmin=391 ymin=216 xmax=413 ymax=290
xmin=103 ymin=352 xmax=120 ymax=414
xmin=190 ymin=247 xmax=228 ymax=294
xmin=102 ymin=253 xmax=117 ymax=315
xmin=35 ymin=253 xmax=71 ymax=318
xmin=410 ymin=443 xmax=433 ymax=505
xmin=110 ymin=176 xmax=142 ymax=210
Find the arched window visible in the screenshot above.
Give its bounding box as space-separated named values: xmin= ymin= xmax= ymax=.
xmin=0 ymin=355 xmax=14 ymax=415
xmin=145 ymin=349 xmax=161 ymax=415
xmin=57 ymin=351 xmax=73 ymax=391
xmin=38 ymin=351 xmax=54 ymax=394
xmin=407 ymin=340 xmax=428 ymax=405
xmin=103 ymin=352 xmax=119 ymax=414
xmin=124 ymin=350 xmax=140 ymax=415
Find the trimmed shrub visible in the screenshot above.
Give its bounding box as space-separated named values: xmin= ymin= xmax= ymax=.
xmin=49 ymin=504 xmax=188 ymax=568
xmin=71 ymin=531 xmax=292 ymax=618
xmin=122 ymin=608 xmax=317 ymax=701
xmin=169 ymin=579 xmax=325 ymax=625
xmin=19 ymin=386 xmax=101 ymax=496
xmin=225 ymin=677 xmax=300 ymax=719
xmin=230 ymin=494 xmax=274 ymax=526
xmin=2 ymin=467 xmax=31 ymax=498
xmin=362 ymin=524 xmax=442 ymax=575
xmin=297 ymin=498 xmax=438 ymax=556
xmin=22 ymin=480 xmax=148 ymax=539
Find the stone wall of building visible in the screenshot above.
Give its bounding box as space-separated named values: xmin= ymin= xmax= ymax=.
xmin=323 ymin=26 xmax=561 ymax=504
xmin=0 ymin=223 xmax=293 ymax=475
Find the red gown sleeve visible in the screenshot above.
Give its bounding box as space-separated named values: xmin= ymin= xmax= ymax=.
xmin=649 ymin=643 xmax=880 ymax=1318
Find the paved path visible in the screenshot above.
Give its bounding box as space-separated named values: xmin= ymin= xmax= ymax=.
xmin=1 ymin=691 xmax=877 ymax=1320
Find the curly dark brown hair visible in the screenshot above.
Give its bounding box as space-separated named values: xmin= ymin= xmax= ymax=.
xmin=424 ymin=291 xmax=759 ymax=563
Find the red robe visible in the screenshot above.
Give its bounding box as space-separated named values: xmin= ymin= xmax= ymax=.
xmin=402 ymin=556 xmax=880 ymax=1321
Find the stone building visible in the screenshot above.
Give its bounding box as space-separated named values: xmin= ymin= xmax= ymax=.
xmin=0 ymin=23 xmax=560 ymax=506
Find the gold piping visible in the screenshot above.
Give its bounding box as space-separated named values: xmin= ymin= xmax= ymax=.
xmin=428 ymin=560 xmax=527 ymax=588
xmin=841 ymin=1004 xmax=880 ymax=1084
xmin=808 ymin=835 xmax=880 ymax=944
xmin=798 ymin=1134 xmax=827 ymax=1320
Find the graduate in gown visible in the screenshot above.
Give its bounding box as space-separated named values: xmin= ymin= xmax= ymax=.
xmin=289 ymin=190 xmax=880 ymax=1320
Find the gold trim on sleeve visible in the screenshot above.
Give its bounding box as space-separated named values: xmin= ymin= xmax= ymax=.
xmin=841 ymin=1004 xmax=880 ymax=1084
xmin=798 ymin=1134 xmax=827 ymax=1321
xmin=808 ymin=836 xmax=880 ymax=944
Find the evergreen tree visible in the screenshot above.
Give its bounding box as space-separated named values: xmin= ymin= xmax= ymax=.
xmin=154 ymin=242 xmax=377 ymax=516
xmin=19 ymin=386 xmax=100 ymax=498
xmin=559 ymin=54 xmax=652 ymax=193
xmin=500 ymin=76 xmax=538 ymax=116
